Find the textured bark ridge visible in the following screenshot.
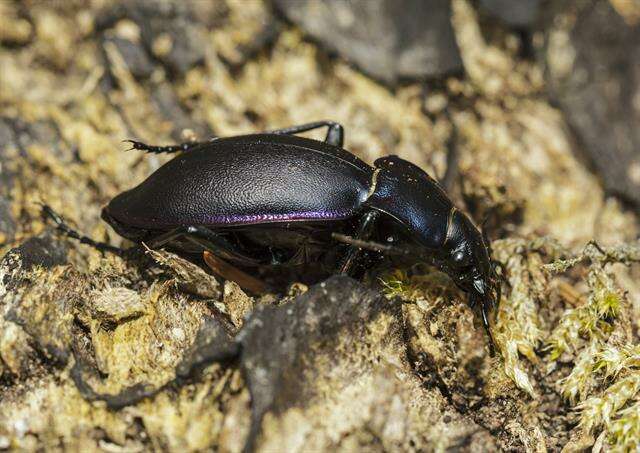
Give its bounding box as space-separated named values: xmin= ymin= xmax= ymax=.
xmin=1 ymin=0 xmax=639 ymax=451
xmin=234 ymin=276 xmax=494 ymax=451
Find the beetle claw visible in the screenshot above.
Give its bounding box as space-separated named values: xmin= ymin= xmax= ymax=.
xmin=123 ymin=139 xmax=143 ymax=151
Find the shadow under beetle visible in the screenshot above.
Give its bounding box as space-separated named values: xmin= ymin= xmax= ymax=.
xmin=44 ymin=121 xmax=501 ymax=349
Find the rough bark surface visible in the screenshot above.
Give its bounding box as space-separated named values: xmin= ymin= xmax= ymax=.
xmin=542 ymin=0 xmax=640 ymax=208
xmin=1 ymin=0 xmax=639 ymax=451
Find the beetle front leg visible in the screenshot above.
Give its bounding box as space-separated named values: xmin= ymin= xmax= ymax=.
xmin=337 ymin=210 xmax=380 ymax=275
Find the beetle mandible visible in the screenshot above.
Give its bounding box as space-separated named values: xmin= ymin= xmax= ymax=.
xmin=44 ymin=121 xmax=501 ymax=349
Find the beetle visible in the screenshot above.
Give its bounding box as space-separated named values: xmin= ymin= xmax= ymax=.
xmin=43 ymin=121 xmax=500 ymax=349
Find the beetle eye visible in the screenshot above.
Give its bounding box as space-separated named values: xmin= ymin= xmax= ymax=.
xmin=452 ymin=250 xmax=466 ymax=264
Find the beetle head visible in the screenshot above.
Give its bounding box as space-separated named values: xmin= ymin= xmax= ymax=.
xmin=442 ymin=209 xmax=500 ymax=350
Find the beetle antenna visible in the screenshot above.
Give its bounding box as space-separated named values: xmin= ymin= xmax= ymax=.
xmin=494 ymin=275 xmax=502 ymax=313
xmin=481 ymin=215 xmax=493 ymax=250
xmin=492 ymin=258 xmax=510 ymax=290
xmin=331 ymin=233 xmax=412 ymax=255
xmin=39 ymin=203 xmax=125 ymax=255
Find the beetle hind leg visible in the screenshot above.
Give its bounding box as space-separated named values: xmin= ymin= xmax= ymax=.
xmin=40 ymin=204 xmax=125 ymax=255
xmin=124 ymin=120 xmax=346 ymax=155
xmin=267 ymin=120 xmax=345 ymax=148
xmin=146 ymin=226 xmax=267 ymax=265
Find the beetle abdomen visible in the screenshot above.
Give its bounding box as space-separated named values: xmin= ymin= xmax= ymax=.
xmin=105 ymin=135 xmax=373 ymax=229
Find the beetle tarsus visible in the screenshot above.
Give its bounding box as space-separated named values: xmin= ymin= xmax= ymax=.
xmin=40 ymin=204 xmax=124 ymax=255
xmin=123 ymin=139 xmax=210 ymax=154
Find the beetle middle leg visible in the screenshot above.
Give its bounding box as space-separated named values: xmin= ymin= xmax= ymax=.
xmin=146 ymin=225 xmax=271 ymax=294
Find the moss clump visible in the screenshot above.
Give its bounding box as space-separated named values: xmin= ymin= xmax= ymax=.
xmin=490 ymin=238 xmax=560 ymax=397
xmin=380 ymin=269 xmax=415 ymax=301
xmin=575 ymin=344 xmax=640 ymax=450
xmin=606 ymin=400 xmax=640 ymax=450
xmin=544 ymin=241 xmax=640 ymax=451
xmin=545 ymin=275 xmax=620 ymax=363
xmin=380 ymin=268 xmax=456 ymax=305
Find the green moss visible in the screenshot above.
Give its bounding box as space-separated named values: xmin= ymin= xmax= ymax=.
xmin=379 ymin=268 xmax=453 ymax=304
xmin=595 ymin=290 xmax=620 ymax=318
xmin=593 ymin=345 xmax=640 ymax=377
xmin=607 ymin=401 xmax=640 ymax=451
xmin=491 ymin=239 xmax=549 ymax=397
xmin=544 ymin=241 xmax=640 ymax=450
xmin=578 ymin=373 xmax=640 ymax=433
xmin=380 ymin=270 xmax=412 ymax=300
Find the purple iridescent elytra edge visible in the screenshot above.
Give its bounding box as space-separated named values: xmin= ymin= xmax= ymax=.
xmin=203 ymin=210 xmax=353 ymax=225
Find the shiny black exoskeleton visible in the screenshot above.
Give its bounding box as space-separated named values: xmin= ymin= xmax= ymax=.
xmin=45 ymin=121 xmax=500 ymax=346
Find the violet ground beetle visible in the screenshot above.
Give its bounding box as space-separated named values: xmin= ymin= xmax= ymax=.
xmin=43 ymin=121 xmax=501 ymax=352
